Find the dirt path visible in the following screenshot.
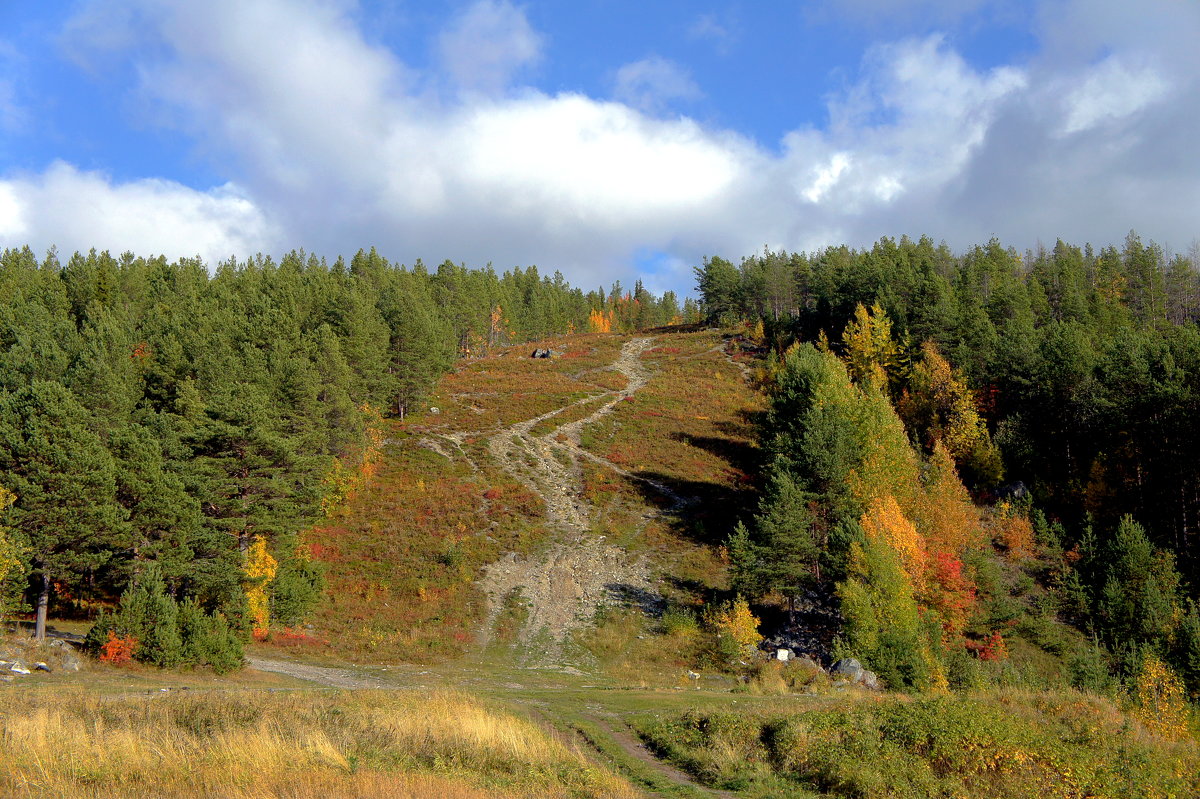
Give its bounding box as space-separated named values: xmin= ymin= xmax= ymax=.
xmin=246 ymin=657 xmax=390 ymax=689
xmin=478 ymin=338 xmax=659 ymax=657
xmin=587 ymin=715 xmax=738 ymax=799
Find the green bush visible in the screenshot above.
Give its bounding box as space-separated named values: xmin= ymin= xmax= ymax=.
xmin=269 ymin=556 xmax=325 ymax=627
xmin=86 ymin=568 xmax=243 ymax=673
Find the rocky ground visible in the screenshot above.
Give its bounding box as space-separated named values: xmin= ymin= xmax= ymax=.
xmin=476 ymin=338 xmax=663 ymax=660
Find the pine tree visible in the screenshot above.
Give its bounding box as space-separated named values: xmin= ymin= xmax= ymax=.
xmin=0 ymin=382 xmax=128 ymax=639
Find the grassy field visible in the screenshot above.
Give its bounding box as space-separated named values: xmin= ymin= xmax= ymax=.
xmin=634 ymin=688 xmax=1200 ymax=798
xmin=0 ymin=687 xmax=637 ymax=799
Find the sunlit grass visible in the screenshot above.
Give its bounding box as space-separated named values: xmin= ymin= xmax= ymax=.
xmin=636 ymin=688 xmax=1200 ymax=799
xmin=0 ymin=689 xmax=636 ymax=799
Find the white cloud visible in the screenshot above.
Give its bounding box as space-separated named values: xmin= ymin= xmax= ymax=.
xmin=25 ymin=0 xmax=1200 ymax=297
xmin=784 ymin=35 xmax=1026 ymax=213
xmin=613 ymin=56 xmax=702 ymax=114
xmin=0 ymin=161 xmax=274 ymax=263
xmin=437 ymin=0 xmax=542 ymax=95
xmin=1057 ymin=56 xmax=1170 ymax=136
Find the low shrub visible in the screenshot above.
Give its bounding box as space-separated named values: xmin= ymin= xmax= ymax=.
xmin=85 ymin=569 xmax=244 ymax=674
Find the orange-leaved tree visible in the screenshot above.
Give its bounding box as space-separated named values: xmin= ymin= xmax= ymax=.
xmin=860 ymin=494 xmax=927 ymax=584
xmin=588 ymin=307 xmax=613 ymax=333
xmin=990 ymin=502 xmax=1035 ymax=562
xmin=911 ymin=442 xmax=985 ymax=556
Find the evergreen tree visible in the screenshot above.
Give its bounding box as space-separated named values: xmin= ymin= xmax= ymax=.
xmin=0 ymin=382 xmax=128 ymax=639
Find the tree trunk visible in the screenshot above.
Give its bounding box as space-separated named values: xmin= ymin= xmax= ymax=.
xmin=35 ymin=571 xmax=49 ymax=641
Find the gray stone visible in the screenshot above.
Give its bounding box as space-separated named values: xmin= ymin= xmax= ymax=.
xmin=10 ymin=662 xmax=31 ymax=675
xmin=0 ymin=675 xmax=12 ymax=683
xmin=34 ymin=662 xmax=51 ymax=672
xmin=860 ymin=670 xmax=880 ymax=690
xmin=830 ymin=658 xmax=864 ymax=682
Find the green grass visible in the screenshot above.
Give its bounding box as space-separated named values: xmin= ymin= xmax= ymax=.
xmin=635 ymin=688 xmax=1200 ymax=799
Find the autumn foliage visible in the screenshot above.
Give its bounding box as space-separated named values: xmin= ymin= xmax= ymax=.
xmin=1134 ymin=655 xmax=1192 ymax=740
xmin=588 ymin=307 xmax=613 ymax=333
xmin=244 ymin=535 xmax=279 ymax=637
xmin=991 ymin=503 xmax=1036 ymax=562
xmin=860 ymin=494 xmax=926 ymax=583
xmin=99 ymin=631 xmax=138 ymax=665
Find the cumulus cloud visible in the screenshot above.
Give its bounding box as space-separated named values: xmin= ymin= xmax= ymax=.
xmin=0 ymin=161 xmax=274 ymax=262
xmin=9 ymin=0 xmax=1197 ymax=294
xmin=613 ymin=56 xmax=702 ymax=114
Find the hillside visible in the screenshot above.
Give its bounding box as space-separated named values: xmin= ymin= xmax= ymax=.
xmin=6 ymin=324 xmax=1199 ymax=799
xmin=293 ymin=328 xmax=760 ymax=666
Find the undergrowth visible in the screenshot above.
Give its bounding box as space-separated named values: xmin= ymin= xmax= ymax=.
xmin=635 ymin=689 xmax=1200 ymax=798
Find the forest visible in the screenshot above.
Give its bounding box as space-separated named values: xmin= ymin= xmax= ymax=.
xmin=698 ymin=231 xmax=1200 ymax=705
xmin=0 ymin=231 xmax=1197 ymax=708
xmin=0 ymin=244 xmax=684 ymax=668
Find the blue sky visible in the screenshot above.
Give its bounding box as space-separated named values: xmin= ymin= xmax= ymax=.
xmin=1 ymin=1 xmax=1197 ymax=296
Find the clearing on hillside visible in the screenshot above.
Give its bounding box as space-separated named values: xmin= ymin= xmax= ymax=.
xmin=292 ymin=329 xmax=761 ymax=665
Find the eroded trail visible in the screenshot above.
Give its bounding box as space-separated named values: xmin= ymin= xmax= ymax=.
xmin=478 ymin=338 xmax=659 ymax=659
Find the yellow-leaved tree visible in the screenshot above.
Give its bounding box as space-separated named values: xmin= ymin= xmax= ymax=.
xmin=704 ymin=596 xmax=762 ymax=665
xmin=897 ymin=342 xmax=1003 ymax=488
xmin=244 ymin=535 xmax=278 ymax=638
xmin=842 ymin=302 xmax=900 ymax=389
xmin=1134 ymin=655 xmax=1192 ymax=740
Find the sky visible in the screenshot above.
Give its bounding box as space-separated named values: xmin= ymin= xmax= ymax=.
xmin=0 ymin=0 xmax=1197 ymax=297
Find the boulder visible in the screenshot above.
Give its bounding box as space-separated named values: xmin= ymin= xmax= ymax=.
xmin=860 ymin=670 xmax=881 ymax=691
xmin=10 ymin=662 xmax=31 ymax=675
xmin=34 ymin=662 xmax=51 ymax=672
xmin=531 ymin=348 xmax=553 ymax=358
xmin=830 ymin=658 xmax=864 ymax=682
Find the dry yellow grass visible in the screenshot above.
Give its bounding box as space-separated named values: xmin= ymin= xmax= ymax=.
xmin=0 ymin=689 xmax=636 ymax=799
